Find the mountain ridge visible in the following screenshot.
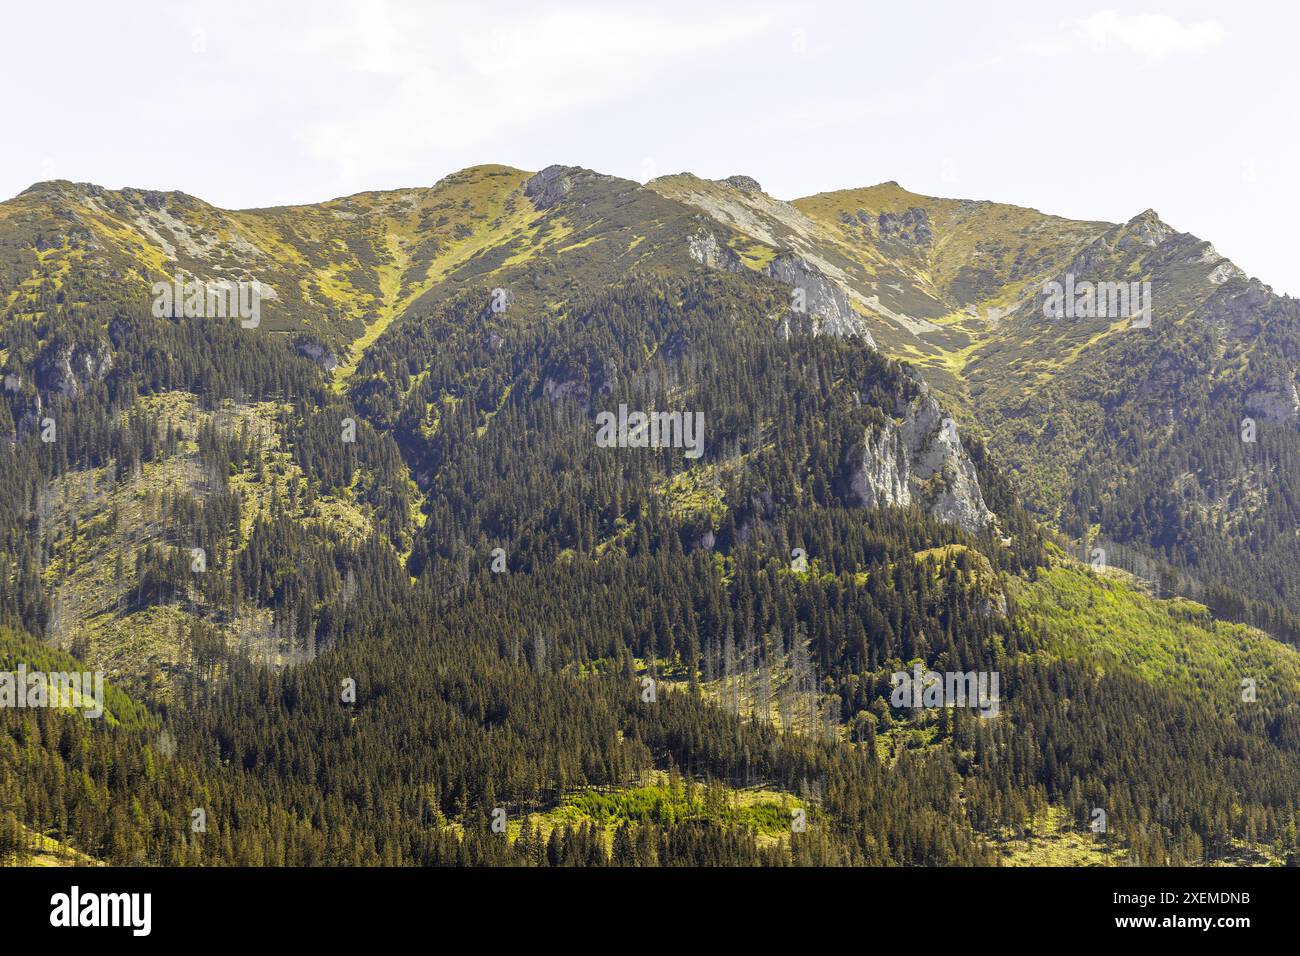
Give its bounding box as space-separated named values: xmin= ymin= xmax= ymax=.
xmin=6 ymin=162 xmax=1300 ymax=639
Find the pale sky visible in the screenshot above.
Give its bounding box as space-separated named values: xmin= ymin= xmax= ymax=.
xmin=4 ymin=0 xmax=1297 ymax=294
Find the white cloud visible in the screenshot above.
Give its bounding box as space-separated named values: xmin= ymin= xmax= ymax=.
xmin=1026 ymin=10 xmax=1226 ymax=61
xmin=292 ymin=1 xmax=777 ymax=184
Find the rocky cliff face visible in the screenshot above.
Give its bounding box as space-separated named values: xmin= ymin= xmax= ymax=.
xmin=540 ymin=355 xmax=618 ymax=414
xmin=294 ymin=337 xmax=340 ymax=371
xmin=686 ymin=229 xmax=743 ymax=272
xmin=1245 ymin=373 xmax=1300 ymax=422
xmin=524 ymin=165 xmax=579 ymax=209
xmin=843 ymin=373 xmax=993 ymax=534
xmin=35 ymin=340 xmax=114 ymax=397
xmin=684 ymin=230 xmax=877 ymax=345
xmin=766 ymin=254 xmax=877 ymax=345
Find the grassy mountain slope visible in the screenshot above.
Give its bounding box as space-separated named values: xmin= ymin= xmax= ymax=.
xmin=0 ymin=166 xmax=536 ymax=356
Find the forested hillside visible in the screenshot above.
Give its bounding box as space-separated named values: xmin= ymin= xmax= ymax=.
xmin=3 ymin=166 xmax=1299 ymax=867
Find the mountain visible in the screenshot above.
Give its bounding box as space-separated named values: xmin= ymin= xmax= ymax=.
xmin=661 ymin=173 xmax=1300 ymax=634
xmin=3 ymin=165 xmax=1300 ymax=867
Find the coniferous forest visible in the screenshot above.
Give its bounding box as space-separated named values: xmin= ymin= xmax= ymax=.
xmin=4 ymin=249 xmax=1300 ymax=871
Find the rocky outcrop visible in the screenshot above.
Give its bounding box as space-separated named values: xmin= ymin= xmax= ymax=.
xmin=295 ymin=336 xmax=339 ymax=371
xmin=541 ymin=376 xmax=590 ymax=409
xmin=721 ymin=175 xmax=763 ymax=193
xmin=1200 ymin=278 xmax=1286 ymax=342
xmin=35 ymin=341 xmax=113 ymax=397
xmin=874 ymin=207 xmax=932 ymax=247
xmin=1208 ymin=260 xmax=1245 ymax=285
xmin=1117 ymin=209 xmax=1176 ymax=251
xmin=843 ymin=375 xmax=993 ymax=533
xmin=1196 ymin=243 xmax=1247 ymax=287
xmin=767 ymin=254 xmax=876 ymax=344
xmin=541 ymin=357 xmax=618 ymax=413
xmin=524 ymin=165 xmax=579 ymax=210
xmin=1245 ymin=374 xmax=1300 ymax=423
xmin=687 ymin=230 xmax=743 ymax=272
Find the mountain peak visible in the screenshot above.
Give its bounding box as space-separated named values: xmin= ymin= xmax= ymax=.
xmin=720 ymin=175 xmax=763 ymax=194
xmin=17 ymin=179 xmax=103 ymax=202
xmin=1127 ymin=207 xmax=1164 ymax=226
xmin=522 ymin=164 xmax=642 ymax=210
xmin=524 ymin=164 xmax=584 ymax=209
xmin=1118 ymin=207 xmax=1177 ymax=249
xmin=15 ymin=179 xmax=212 ymax=213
